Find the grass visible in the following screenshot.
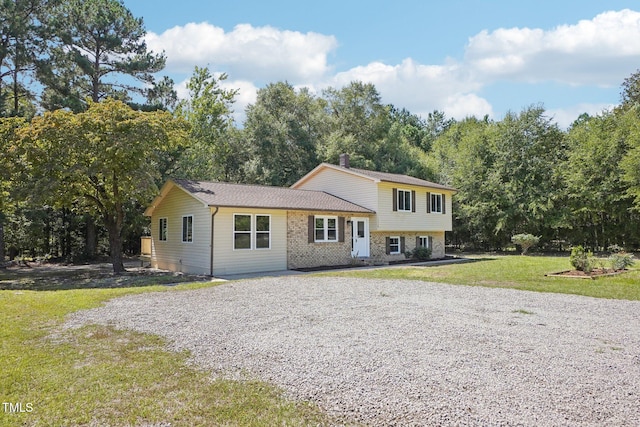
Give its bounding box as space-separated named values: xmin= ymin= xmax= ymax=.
xmin=316 ymin=255 xmax=640 ymax=300
xmin=0 ymin=269 xmax=334 ymax=426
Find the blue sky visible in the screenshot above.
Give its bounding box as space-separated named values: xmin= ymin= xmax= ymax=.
xmin=127 ymin=0 xmax=640 ymax=127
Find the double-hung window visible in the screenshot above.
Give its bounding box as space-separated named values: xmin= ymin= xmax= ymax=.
xmin=430 ymin=193 xmax=443 ymax=214
xmin=397 ymin=189 xmax=412 ymax=212
xmin=315 ymin=216 xmax=338 ymax=242
xmin=234 ymin=214 xmax=252 ymax=249
xmin=255 ymin=215 xmax=271 ymax=249
xmin=389 ymin=236 xmax=401 ymax=254
xmin=159 ymin=218 xmax=168 ymax=241
xmin=234 ymin=214 xmax=271 ymax=250
xmin=182 ymin=215 xmax=193 ymax=242
xmin=418 ymin=236 xmax=430 ymax=248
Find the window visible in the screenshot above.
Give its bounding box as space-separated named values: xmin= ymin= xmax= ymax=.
xmin=315 ymin=216 xmax=338 ymax=242
xmin=255 ymin=215 xmax=271 ymax=249
xmin=430 ymin=193 xmax=443 ymax=214
xmin=159 ymin=218 xmax=168 ymax=241
xmin=182 ymin=215 xmax=193 ymax=242
xmin=389 ymin=236 xmax=400 ymax=254
xmin=418 ymin=236 xmax=430 ymax=248
xmin=397 ymin=189 xmax=412 ymax=212
xmin=234 ymin=214 xmax=252 ymax=250
xmin=234 ymin=214 xmax=271 ymax=250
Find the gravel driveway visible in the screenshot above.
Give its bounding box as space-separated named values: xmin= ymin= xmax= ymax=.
xmin=66 ymin=276 xmax=640 ymax=426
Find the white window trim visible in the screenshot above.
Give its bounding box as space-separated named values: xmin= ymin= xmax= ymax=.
xmin=233 ymin=214 xmax=252 ymax=250
xmin=430 ymin=193 xmax=443 ymax=214
xmin=389 ymin=236 xmax=401 ymax=254
xmin=397 ymin=188 xmax=412 ymax=212
xmin=233 ymin=213 xmax=272 ymax=250
xmin=418 ymin=236 xmax=430 ymax=248
xmin=159 ymin=217 xmax=168 ymax=242
xmin=182 ymin=215 xmax=193 ymax=243
xmin=255 ymin=214 xmax=272 ymax=250
xmin=314 ymin=215 xmax=339 ymax=242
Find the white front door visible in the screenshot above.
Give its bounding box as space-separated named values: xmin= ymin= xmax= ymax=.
xmin=351 ymin=217 xmax=370 ymax=257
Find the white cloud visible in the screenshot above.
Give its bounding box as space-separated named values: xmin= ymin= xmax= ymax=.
xmin=465 ymin=9 xmax=640 ymax=86
xmin=331 ymin=58 xmax=491 ymax=120
xmin=546 ymin=103 xmax=615 ymax=129
xmin=152 ymin=10 xmax=638 ymax=125
xmin=146 ymin=22 xmax=338 ymax=82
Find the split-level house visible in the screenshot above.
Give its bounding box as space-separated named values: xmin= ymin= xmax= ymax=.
xmin=144 ymin=154 xmax=455 ymax=276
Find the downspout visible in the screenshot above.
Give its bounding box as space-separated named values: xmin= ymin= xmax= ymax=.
xmin=210 ymin=207 xmax=219 ymax=276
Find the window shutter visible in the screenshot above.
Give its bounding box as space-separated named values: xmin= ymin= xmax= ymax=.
xmin=400 ymin=236 xmax=405 ymax=253
xmin=416 ymin=236 xmax=420 ymax=248
xmin=426 ymin=192 xmax=431 ymax=213
xmin=308 ymin=216 xmax=314 ymax=243
xmin=392 ymin=188 xmax=398 ymax=211
xmin=385 ymin=237 xmax=391 ymax=255
xmin=411 ymin=190 xmax=416 ymax=212
xmin=338 ymin=217 xmax=345 ymax=242
xmin=428 ymin=236 xmax=433 ymax=249
xmin=442 ymin=194 xmax=446 ymax=214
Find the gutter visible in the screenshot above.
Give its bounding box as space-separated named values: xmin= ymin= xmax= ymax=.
xmin=210 ymin=206 xmax=219 ymax=276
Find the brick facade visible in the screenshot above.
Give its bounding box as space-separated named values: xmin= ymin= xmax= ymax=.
xmin=287 ymin=211 xmax=354 ymax=269
xmin=287 ymin=209 xmax=446 ymax=269
xmin=370 ymin=231 xmax=445 ymax=263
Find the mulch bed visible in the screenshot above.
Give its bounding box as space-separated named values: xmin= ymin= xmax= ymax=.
xmin=546 ymin=269 xmax=629 ymax=279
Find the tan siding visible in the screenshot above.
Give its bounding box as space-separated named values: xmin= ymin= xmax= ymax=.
xmin=150 ymin=186 xmax=211 ymax=275
xmin=212 ymin=207 xmax=287 ymax=275
xmin=376 ymin=183 xmax=453 ymax=232
xmin=293 ymin=167 xmax=379 ymax=215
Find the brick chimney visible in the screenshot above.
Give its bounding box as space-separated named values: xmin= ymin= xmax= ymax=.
xmin=339 ymin=153 xmax=350 ymax=168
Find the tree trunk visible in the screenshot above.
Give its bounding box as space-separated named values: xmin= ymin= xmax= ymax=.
xmin=106 ymin=220 xmax=125 ymax=274
xmin=0 ymin=211 xmax=5 ymax=266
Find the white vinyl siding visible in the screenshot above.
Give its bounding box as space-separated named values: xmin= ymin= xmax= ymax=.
xmin=213 ymin=208 xmax=286 ymax=275
xmin=150 ymin=185 xmax=211 ymax=275
xmin=378 ymin=183 xmax=453 ymax=232
xmin=292 ymin=167 xmax=379 ymax=213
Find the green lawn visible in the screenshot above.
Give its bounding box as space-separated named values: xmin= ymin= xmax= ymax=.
xmin=318 ymin=255 xmax=640 ymax=300
xmin=0 ymin=277 xmax=332 ymax=426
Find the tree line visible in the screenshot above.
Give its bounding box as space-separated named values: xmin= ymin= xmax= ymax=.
xmin=2 ymin=0 xmax=640 ymax=272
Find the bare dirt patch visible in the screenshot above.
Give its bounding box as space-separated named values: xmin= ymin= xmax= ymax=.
xmin=0 ymin=261 xmax=207 ymax=291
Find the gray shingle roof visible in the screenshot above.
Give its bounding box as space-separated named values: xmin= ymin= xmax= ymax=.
xmin=173 ymin=179 xmax=374 ymax=213
xmin=347 ymin=167 xmax=456 ymax=191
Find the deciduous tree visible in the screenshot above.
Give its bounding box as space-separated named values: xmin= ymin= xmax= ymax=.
xmin=173 ymin=67 xmax=244 ymax=182
xmin=244 ymin=81 xmax=327 ymax=186
xmin=21 ymin=99 xmax=187 ymax=273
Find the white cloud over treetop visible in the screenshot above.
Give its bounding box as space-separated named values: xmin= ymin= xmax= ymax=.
xmin=149 ymin=10 xmax=638 ymax=125
xmin=146 ymin=22 xmax=338 ymax=82
xmin=465 ymin=9 xmax=640 ymax=85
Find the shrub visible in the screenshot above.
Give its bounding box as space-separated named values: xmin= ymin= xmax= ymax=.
xmin=609 ymin=252 xmax=635 ymax=270
xmin=511 ymin=234 xmax=540 ymax=255
xmin=570 ymin=246 xmax=595 ymax=273
xmin=406 ymin=246 xmax=432 ymax=261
